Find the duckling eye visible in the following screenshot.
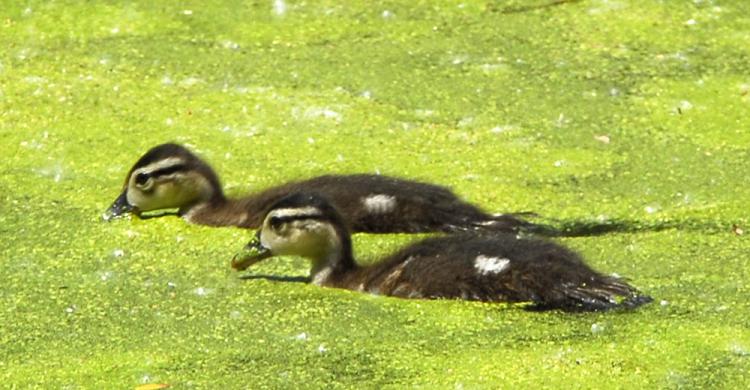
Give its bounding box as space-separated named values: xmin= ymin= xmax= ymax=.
xmin=269 ymin=216 xmax=283 ymax=231
xmin=134 ymin=172 xmax=150 ymax=186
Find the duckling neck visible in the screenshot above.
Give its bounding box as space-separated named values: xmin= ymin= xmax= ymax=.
xmin=180 ymin=195 xmax=268 ymax=228
xmin=310 ymin=237 xmax=358 ymax=287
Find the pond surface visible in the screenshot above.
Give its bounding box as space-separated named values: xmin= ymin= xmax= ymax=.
xmin=1 ymin=1 xmax=748 ymax=387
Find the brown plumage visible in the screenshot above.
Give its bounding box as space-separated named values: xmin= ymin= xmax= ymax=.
xmin=232 ymin=193 xmax=652 ymax=312
xmin=104 ymin=143 xmax=550 ymax=234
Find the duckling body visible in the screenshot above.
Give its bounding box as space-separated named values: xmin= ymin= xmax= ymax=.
xmin=232 ymin=193 xmax=652 ymax=312
xmin=189 ymin=174 xmax=530 ymax=233
xmin=105 ymin=143 xmax=544 ymax=234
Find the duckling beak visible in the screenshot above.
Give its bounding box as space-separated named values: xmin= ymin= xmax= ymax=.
xmin=102 ymin=191 xmax=136 ymax=221
xmin=231 ymin=234 xmax=272 ymax=271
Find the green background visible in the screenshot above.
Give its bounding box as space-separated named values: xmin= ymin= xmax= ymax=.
xmin=1 ymin=0 xmax=748 ymax=388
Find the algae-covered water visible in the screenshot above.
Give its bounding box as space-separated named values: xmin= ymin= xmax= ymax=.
xmin=1 ymin=0 xmax=749 ymax=388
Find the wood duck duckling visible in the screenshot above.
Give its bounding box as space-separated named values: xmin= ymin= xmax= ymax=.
xmin=231 ymin=193 xmax=652 ymax=312
xmin=103 ymin=143 xmax=550 ymax=235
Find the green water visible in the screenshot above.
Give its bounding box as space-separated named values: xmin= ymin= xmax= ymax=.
xmin=1 ymin=1 xmax=748 ymax=387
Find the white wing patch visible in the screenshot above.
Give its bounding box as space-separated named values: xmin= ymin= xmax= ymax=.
xmin=474 ymin=255 xmax=511 ymax=275
xmin=362 ymin=194 xmax=397 ymax=214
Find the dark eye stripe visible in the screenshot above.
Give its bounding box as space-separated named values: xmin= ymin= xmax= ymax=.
xmin=270 ymin=214 xmax=326 ymax=227
xmin=147 ymin=164 xmax=186 ymax=178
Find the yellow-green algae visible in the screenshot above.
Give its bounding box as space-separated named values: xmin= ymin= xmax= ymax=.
xmin=1 ymin=0 xmax=749 ymax=388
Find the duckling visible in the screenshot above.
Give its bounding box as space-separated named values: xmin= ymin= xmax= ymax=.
xmin=103 ymin=143 xmax=548 ymax=234
xmin=231 ymin=193 xmax=652 ymax=312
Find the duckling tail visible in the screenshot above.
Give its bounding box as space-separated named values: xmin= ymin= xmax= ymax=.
xmin=618 ymin=293 xmax=654 ymax=310
xmin=470 ymin=214 xmax=561 ymax=236
xmin=529 ymin=278 xmax=653 ymax=312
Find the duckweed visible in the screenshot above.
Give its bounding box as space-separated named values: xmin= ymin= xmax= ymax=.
xmin=1 ymin=1 xmax=749 ymax=388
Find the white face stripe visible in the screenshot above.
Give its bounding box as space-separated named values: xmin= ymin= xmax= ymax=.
xmin=132 ymin=157 xmax=186 ymax=178
xmin=266 ymin=206 xmax=324 ymax=221
xmin=474 ymin=255 xmax=511 ymax=276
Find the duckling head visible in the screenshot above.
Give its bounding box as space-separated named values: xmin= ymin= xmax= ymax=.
xmin=103 ymin=143 xmax=223 ymax=220
xmin=232 ymin=193 xmax=352 ymax=272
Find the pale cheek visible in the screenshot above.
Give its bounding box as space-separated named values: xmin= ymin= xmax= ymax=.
xmin=152 ymin=185 xmax=181 ymax=208
xmin=126 ymin=189 xmax=152 ymax=210
xmin=158 ymin=182 xmax=200 ymax=208
xmin=126 ymin=190 xmax=140 ymax=208
xmin=260 ymin=234 xmax=274 ymax=251
xmin=261 ymin=232 xmax=298 ymax=256
xmin=292 ymin=238 xmax=323 ymax=258
xmin=277 ymin=233 xmax=327 ymax=259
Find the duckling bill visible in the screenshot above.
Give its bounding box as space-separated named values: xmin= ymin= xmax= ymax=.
xmin=104 ymin=143 xmax=549 ymax=234
xmin=232 ymin=193 xmax=653 ymax=312
xmin=102 ymin=192 xmax=134 ymax=221
xmin=233 ymin=233 xmax=272 ymax=267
